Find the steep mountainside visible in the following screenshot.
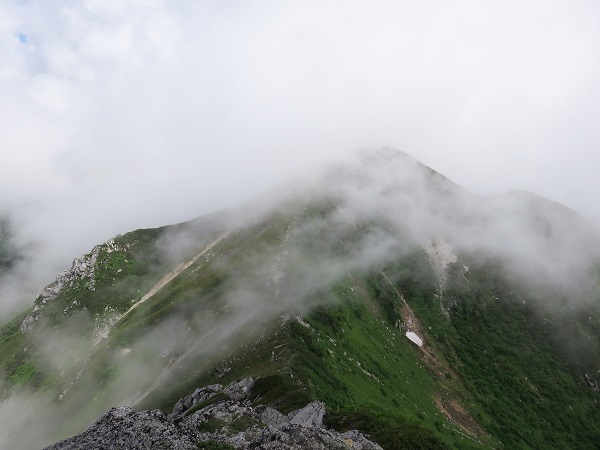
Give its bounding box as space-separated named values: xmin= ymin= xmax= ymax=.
xmin=0 ymin=149 xmax=599 ymax=449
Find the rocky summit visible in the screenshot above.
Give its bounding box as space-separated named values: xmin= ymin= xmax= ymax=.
xmin=45 ymin=378 xmax=381 ymax=450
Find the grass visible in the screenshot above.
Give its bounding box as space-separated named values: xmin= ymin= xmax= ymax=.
xmin=248 ymin=374 xmax=313 ymax=414
xmin=1 ymin=197 xmax=599 ymax=450
xmin=326 ymin=408 xmax=450 ymax=450
xmin=282 ymin=277 xmax=493 ymax=449
xmin=228 ymin=415 xmax=260 ymax=434
xmin=198 ymin=417 xmax=225 ymax=433
xmin=403 ymin=255 xmax=600 ymax=449
xmin=127 ymin=207 xmax=495 ymax=449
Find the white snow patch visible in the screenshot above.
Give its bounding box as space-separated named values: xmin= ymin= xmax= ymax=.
xmin=406 ymin=331 xmax=423 ymax=347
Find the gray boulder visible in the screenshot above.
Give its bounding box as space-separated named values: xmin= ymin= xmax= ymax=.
xmin=286 ymin=401 xmax=325 ymax=428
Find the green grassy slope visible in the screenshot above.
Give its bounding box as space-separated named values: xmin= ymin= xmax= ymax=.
xmin=0 ymin=180 xmax=599 ymax=449
xmin=139 ymin=247 xmax=600 ymax=449
xmin=404 ymin=257 xmax=600 ymax=449
xmin=0 ymin=213 xmax=229 ymax=401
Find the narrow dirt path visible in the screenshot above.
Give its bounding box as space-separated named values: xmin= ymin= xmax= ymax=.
xmin=121 ymin=229 xmax=234 ymax=320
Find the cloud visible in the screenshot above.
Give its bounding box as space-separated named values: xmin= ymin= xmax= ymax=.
xmin=1 ymin=0 xmax=600 ymax=315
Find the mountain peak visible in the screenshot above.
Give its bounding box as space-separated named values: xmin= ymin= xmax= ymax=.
xmin=1 ymin=150 xmax=600 ymax=450
xmin=357 ymin=146 xmax=415 ymax=164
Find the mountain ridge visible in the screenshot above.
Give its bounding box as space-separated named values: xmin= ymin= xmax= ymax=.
xmin=1 ymin=149 xmax=599 ymax=449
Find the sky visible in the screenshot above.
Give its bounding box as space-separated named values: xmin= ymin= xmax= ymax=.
xmin=1 ymin=0 xmax=600 ymax=303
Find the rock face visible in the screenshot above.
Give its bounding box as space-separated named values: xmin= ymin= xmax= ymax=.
xmin=45 ymin=378 xmax=382 ymax=450
xmin=44 ymin=407 xmax=197 ymax=450
xmin=20 ymin=238 xmax=127 ymax=332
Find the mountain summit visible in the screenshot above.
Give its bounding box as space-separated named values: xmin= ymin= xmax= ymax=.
xmin=0 ymin=149 xmax=599 ymax=449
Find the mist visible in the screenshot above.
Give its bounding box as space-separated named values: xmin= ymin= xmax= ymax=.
xmin=1 ymin=146 xmax=599 ymax=448
xmin=2 ymin=0 xmax=600 ymax=319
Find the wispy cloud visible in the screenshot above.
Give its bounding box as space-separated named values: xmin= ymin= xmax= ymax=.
xmin=1 ymin=0 xmax=600 ymax=340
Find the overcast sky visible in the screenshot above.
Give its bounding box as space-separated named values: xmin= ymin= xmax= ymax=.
xmin=2 ymin=0 xmax=600 ymax=280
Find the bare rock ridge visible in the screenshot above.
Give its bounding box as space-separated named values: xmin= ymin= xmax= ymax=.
xmin=44 ymin=378 xmax=382 ymax=450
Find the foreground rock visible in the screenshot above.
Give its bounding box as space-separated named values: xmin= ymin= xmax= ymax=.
xmin=45 ymin=378 xmax=382 ymax=450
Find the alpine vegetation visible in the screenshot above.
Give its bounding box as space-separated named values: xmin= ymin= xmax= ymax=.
xmin=0 ymin=149 xmax=598 ymax=449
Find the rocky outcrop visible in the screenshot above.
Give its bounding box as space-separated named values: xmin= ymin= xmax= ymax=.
xmin=171 ymin=377 xmax=255 ymax=416
xmin=44 ymin=406 xmax=197 ymax=450
xmin=286 ymin=400 xmax=325 ymax=427
xmin=423 ymin=239 xmax=457 ymax=297
xmin=45 ymin=378 xmax=382 ymax=450
xmin=20 ymin=239 xmax=125 ymax=332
